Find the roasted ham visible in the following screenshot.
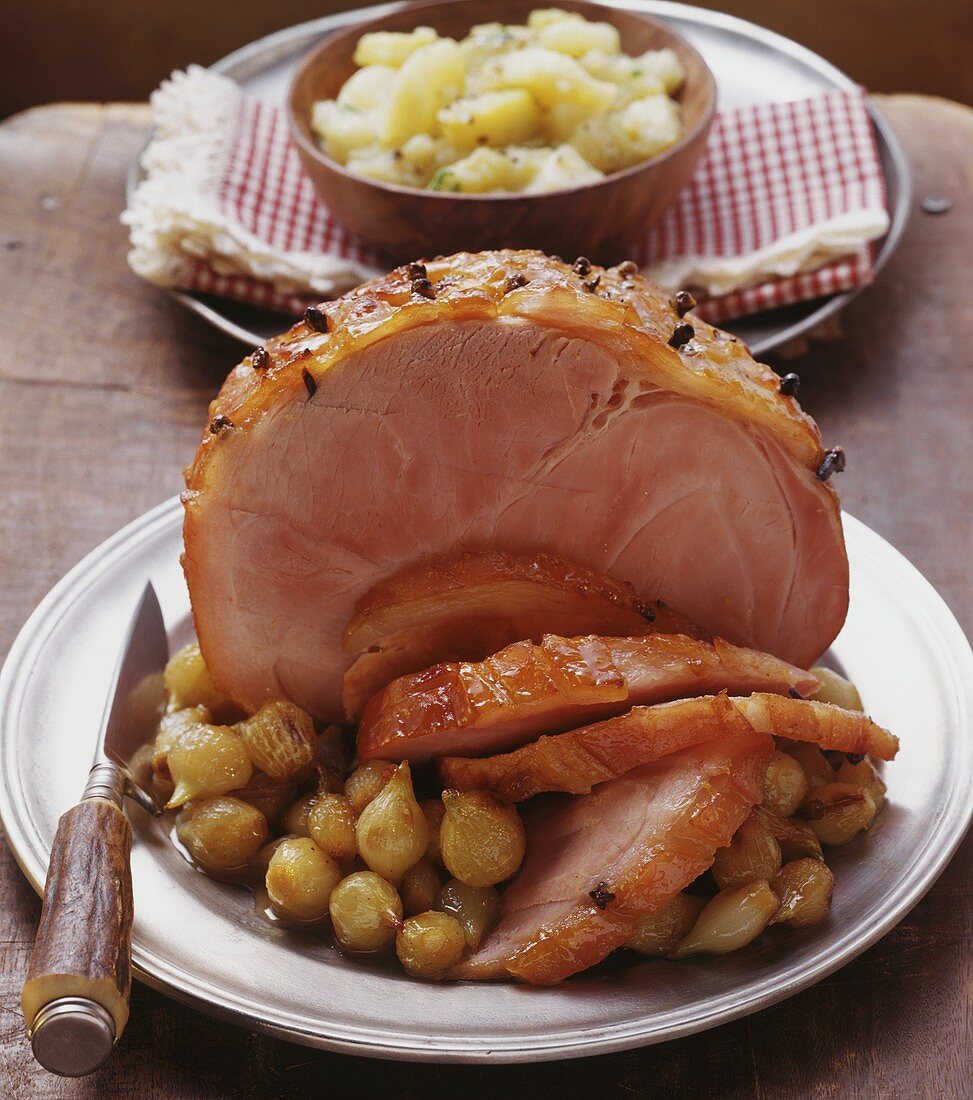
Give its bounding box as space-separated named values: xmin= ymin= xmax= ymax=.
xmin=451 ymin=727 xmax=773 ymax=984
xmin=183 ymin=252 xmax=848 ymax=721
xmin=357 ymin=633 xmax=817 ymax=762
xmin=439 ymin=693 xmax=899 ymax=801
xmin=342 ymin=550 xmax=705 ymax=718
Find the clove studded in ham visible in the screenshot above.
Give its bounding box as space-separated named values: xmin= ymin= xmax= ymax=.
xmin=357 ymin=634 xmax=818 ymax=762
xmin=341 ymin=550 xmax=705 ymax=719
xmin=183 ymin=251 xmax=848 ymax=722
xmin=439 ymin=692 xmax=899 ymax=801
xmin=451 ymin=726 xmax=773 ymax=984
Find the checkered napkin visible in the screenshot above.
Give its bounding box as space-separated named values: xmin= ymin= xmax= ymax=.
xmin=124 ymin=65 xmax=889 ymax=325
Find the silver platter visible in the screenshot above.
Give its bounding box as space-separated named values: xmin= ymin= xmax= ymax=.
xmin=1 ymin=501 xmax=971 ymax=1061
xmin=126 ymin=0 xmax=912 ymax=357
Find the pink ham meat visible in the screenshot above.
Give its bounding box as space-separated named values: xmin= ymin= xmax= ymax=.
xmin=183 ymin=251 xmax=848 ymax=722
xmin=439 ymin=692 xmax=899 ymax=801
xmin=341 ymin=550 xmax=706 ymax=719
xmin=357 ymin=633 xmax=817 ymax=762
xmin=451 ymin=726 xmax=773 ymax=984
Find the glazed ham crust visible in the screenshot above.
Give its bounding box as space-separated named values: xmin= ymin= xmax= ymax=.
xmin=183 ymin=250 xmax=848 ymax=721
xmin=438 ymin=692 xmax=899 ymax=801
xmin=451 ymin=727 xmax=773 ymax=984
xmin=357 ymin=633 xmax=819 ymax=762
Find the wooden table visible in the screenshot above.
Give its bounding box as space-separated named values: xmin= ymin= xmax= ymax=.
xmin=1 ymin=96 xmax=971 ymax=1099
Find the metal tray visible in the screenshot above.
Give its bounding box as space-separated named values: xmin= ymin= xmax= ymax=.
xmin=2 ymin=502 xmax=970 ymax=1062
xmin=126 ymin=0 xmax=912 ymax=357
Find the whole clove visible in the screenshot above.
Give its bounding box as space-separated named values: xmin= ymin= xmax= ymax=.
xmin=815 ymin=446 xmax=846 ymax=481
xmin=589 ymin=882 xmax=616 ymax=910
xmin=572 ymin=256 xmax=592 ymax=276
xmin=779 ymin=372 xmax=800 ymax=397
xmin=668 ymin=321 xmax=695 ymax=349
xmin=304 ymin=305 xmax=330 ymax=333
xmin=671 ymin=290 xmax=696 ymax=317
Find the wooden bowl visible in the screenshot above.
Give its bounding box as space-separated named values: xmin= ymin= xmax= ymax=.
xmin=287 ymin=0 xmax=716 ymax=264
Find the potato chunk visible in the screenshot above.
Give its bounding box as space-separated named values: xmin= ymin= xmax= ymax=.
xmin=579 ymin=49 xmax=666 ymax=106
xmin=526 ymin=144 xmax=602 ymax=192
xmin=611 ymin=94 xmax=682 ymax=167
xmin=527 ymin=8 xmax=580 ymax=30
xmin=475 ymin=48 xmax=617 ymax=112
xmin=383 ymin=39 xmax=467 ymax=147
xmin=538 ymin=18 xmax=620 ymax=58
xmin=336 ymin=64 xmax=397 ymax=112
xmin=311 ymin=102 xmax=379 ymax=163
xmin=438 ymin=90 xmax=542 ymax=149
xmin=354 ymin=27 xmax=438 ymax=68
xmin=637 ymin=47 xmax=685 ymax=94
xmin=433 ymin=147 xmax=514 ymax=193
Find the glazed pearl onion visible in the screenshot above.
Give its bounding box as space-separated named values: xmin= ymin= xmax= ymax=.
xmin=670 ymin=881 xmax=778 ymax=958
xmin=627 ymin=893 xmax=706 ymax=957
xmin=712 ymin=813 xmax=782 ymax=890
xmin=395 ymin=912 xmax=466 ymax=979
xmin=265 ymin=837 xmax=342 ymax=921
xmin=166 ymin=723 xmax=252 ymax=809
xmin=762 ymin=750 xmax=810 ymax=817
xmin=329 ymin=871 xmax=403 ymax=954
xmin=771 ymin=858 xmax=835 ymax=927
xmin=177 ymin=796 xmax=268 ymax=871
xmin=436 ymin=879 xmax=501 ymax=950
xmin=307 ymin=793 xmax=359 ymax=862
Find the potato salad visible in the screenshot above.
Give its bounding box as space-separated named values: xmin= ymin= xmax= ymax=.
xmin=311 ymin=8 xmax=686 ymax=193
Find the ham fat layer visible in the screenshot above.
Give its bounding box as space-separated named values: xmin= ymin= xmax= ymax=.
xmin=341 ymin=550 xmax=703 ymax=719
xmin=183 ymin=251 xmax=848 ymax=721
xmin=451 ymin=727 xmax=773 ymax=984
xmin=357 ymin=633 xmax=817 ymax=762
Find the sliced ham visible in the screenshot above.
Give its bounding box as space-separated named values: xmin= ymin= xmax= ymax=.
xmin=342 ymin=550 xmax=705 ymax=718
xmin=183 ymin=251 xmax=848 ymax=721
xmin=357 ymin=633 xmax=817 ymax=762
xmin=451 ymin=726 xmax=773 ymax=984
xmin=439 ymin=693 xmax=899 ymax=801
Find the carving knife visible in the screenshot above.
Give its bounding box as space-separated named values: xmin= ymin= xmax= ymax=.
xmin=22 ymin=582 xmax=168 ymax=1076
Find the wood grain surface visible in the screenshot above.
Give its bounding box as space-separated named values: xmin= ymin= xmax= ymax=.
xmin=0 ymin=95 xmax=971 ymax=1098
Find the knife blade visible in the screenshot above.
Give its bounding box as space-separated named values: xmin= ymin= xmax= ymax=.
xmin=96 ymin=584 xmax=169 ymax=814
xmin=22 ymin=582 xmax=169 ymax=1077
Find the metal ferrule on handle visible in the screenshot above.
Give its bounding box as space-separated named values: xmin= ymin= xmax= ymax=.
xmin=81 ymin=761 xmax=126 ymax=807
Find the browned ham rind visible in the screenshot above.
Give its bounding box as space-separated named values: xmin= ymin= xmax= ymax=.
xmin=439 ymin=693 xmax=898 ymax=800
xmin=357 ymin=633 xmax=818 ymax=762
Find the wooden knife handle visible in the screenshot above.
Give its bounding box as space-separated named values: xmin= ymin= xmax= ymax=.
xmin=22 ymin=765 xmax=133 ymax=1076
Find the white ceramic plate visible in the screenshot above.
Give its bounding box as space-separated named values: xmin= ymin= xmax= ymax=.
xmin=126 ymin=0 xmax=912 ymax=357
xmin=2 ymin=501 xmax=971 ymax=1062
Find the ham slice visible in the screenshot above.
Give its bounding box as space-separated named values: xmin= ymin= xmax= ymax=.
xmin=183 ymin=251 xmax=848 ymax=721
xmin=439 ymin=693 xmax=899 ymax=801
xmin=342 ymin=550 xmax=705 ymax=718
xmin=357 ymin=633 xmax=817 ymax=762
xmin=451 ymin=726 xmax=773 ymax=984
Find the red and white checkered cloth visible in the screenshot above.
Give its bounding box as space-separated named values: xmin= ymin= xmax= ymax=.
xmin=126 ymin=69 xmax=888 ymax=325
